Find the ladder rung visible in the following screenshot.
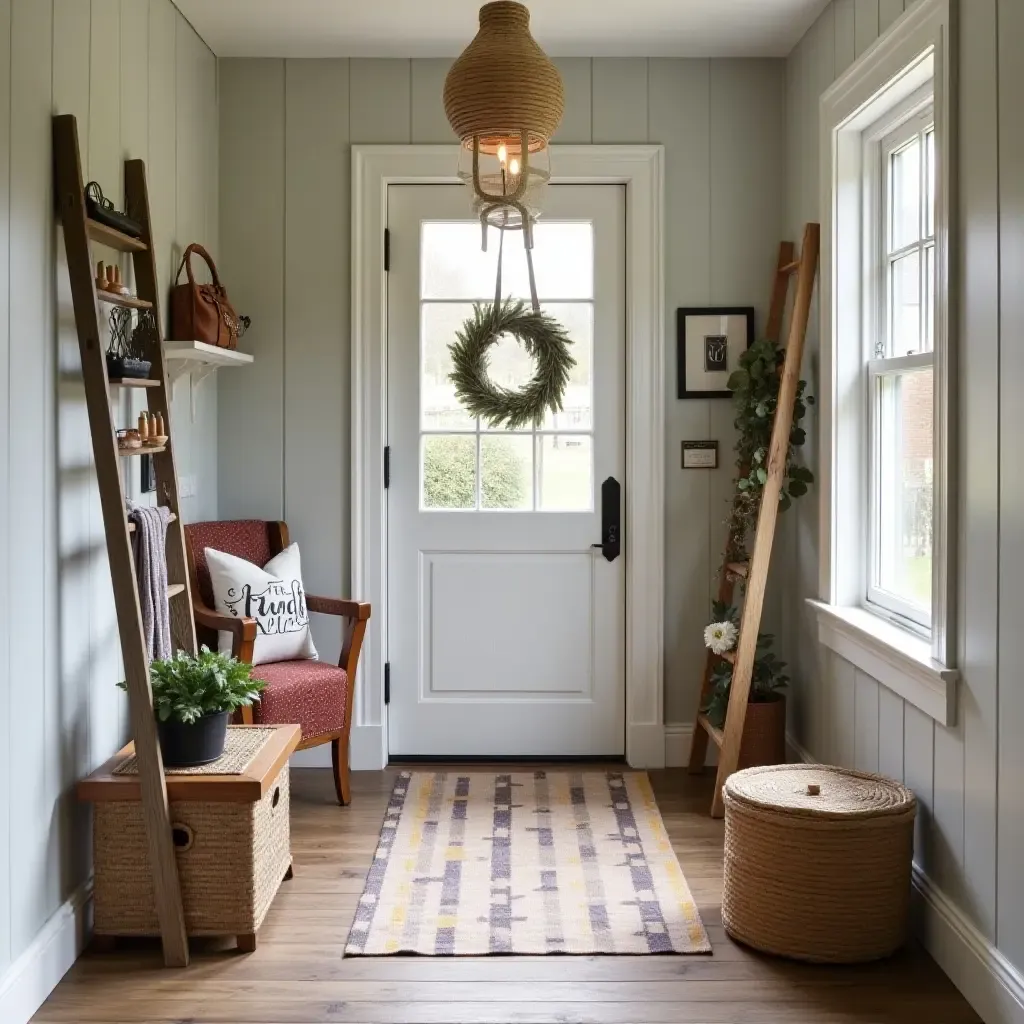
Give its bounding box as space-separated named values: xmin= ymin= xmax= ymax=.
xmin=109 ymin=377 xmax=161 ymax=389
xmin=86 ymin=218 xmax=148 ymax=253
xmin=119 ymin=444 xmax=167 ymax=458
xmin=697 ymin=713 xmax=724 ymax=748
xmin=127 ymin=512 xmax=176 ymax=534
xmin=167 ymin=583 xmax=186 ymax=598
xmin=97 ymin=289 xmax=152 ymax=310
xmin=726 ymin=561 xmax=749 ymax=578
xmin=779 ymin=259 xmax=801 ymax=274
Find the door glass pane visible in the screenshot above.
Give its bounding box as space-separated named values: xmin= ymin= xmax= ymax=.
xmin=875 ymin=366 xmax=933 ymax=612
xmin=890 ymin=251 xmax=921 ymax=355
xmin=541 ymin=303 xmax=593 ymax=430
xmin=422 ymin=434 xmax=476 ymax=509
xmin=890 ymin=137 xmax=921 ymax=250
xmin=422 ymin=222 xmax=593 ymax=300
xmin=422 ymin=304 xmax=477 ymax=429
xmin=537 ymin=435 xmax=592 ymax=511
xmin=421 ymin=223 xmax=499 ymax=300
xmin=481 ymin=434 xmax=533 ymax=510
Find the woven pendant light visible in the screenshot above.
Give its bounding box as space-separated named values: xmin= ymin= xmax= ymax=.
xmin=444 ymin=2 xmax=564 ymax=243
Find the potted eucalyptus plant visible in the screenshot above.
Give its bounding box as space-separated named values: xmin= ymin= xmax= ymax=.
xmin=119 ymin=647 xmax=265 ymax=768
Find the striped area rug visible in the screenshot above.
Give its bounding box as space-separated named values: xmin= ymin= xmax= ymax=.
xmin=345 ymin=770 xmax=711 ymax=956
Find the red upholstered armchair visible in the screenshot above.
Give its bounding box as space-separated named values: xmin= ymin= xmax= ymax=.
xmin=183 ymin=520 xmax=370 ymax=805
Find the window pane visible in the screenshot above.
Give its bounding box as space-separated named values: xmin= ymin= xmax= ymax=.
xmin=924 ymin=245 xmax=935 ymax=353
xmin=890 ymin=251 xmax=921 ymax=355
xmin=537 ymin=435 xmax=592 ymax=511
xmin=422 ymin=303 xmax=477 ymax=429
xmin=891 ymin=137 xmax=921 ymax=250
xmin=422 ymin=434 xmax=476 ymax=509
xmin=875 ymin=366 xmax=933 ymax=613
xmin=481 ymin=435 xmax=533 ymax=510
xmin=422 ymin=221 xmax=593 ymax=300
xmin=925 ymin=129 xmax=935 ymax=238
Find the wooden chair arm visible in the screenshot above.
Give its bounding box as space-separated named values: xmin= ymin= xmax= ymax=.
xmin=306 ymin=596 xmax=371 ymax=621
xmin=193 ymin=602 xmax=257 ymax=663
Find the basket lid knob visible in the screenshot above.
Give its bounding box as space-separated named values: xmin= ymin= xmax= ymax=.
xmin=806 ymin=783 xmax=821 ymax=796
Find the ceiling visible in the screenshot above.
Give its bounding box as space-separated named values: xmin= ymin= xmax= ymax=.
xmin=174 ymin=0 xmax=829 ymax=59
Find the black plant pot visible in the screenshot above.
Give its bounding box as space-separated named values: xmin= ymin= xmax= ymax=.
xmin=156 ymin=710 xmax=229 ymax=768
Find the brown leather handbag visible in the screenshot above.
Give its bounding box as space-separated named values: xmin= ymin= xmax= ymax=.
xmin=169 ymin=244 xmax=245 ymax=349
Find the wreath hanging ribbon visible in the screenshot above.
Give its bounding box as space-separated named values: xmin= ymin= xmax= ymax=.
xmin=448 ymin=228 xmax=575 ymax=431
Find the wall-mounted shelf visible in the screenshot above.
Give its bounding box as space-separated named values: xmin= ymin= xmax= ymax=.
xmin=96 ymin=290 xmax=152 ymax=310
xmin=164 ymin=340 xmax=254 ymax=421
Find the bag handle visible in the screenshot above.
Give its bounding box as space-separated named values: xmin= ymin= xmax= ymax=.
xmin=175 ymin=243 xmax=223 ymax=291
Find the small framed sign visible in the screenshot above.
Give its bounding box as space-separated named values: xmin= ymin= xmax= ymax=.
xmin=676 ymin=306 xmax=754 ymax=399
xmin=682 ymin=440 xmax=718 ymax=469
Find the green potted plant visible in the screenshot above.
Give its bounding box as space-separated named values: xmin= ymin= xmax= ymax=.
xmin=703 ymin=601 xmax=790 ymax=767
xmin=119 ymin=647 xmax=265 ymax=768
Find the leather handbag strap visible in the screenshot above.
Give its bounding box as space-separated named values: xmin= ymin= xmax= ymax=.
xmin=175 ymin=243 xmax=223 ymax=290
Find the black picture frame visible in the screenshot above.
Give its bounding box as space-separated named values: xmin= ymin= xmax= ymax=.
xmin=676 ymin=306 xmax=755 ymax=399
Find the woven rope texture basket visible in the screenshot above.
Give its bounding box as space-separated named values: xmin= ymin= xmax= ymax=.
xmin=93 ymin=766 xmax=290 ymax=937
xmin=722 ymin=763 xmax=916 ymax=963
xmin=443 ymin=1 xmax=564 ymax=153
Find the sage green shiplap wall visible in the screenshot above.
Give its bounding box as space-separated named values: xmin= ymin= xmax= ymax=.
xmin=782 ymin=1 xmax=1024 ymax=1018
xmin=217 ymin=55 xmax=787 ymax=731
xmin=0 ymin=0 xmax=218 ymax=998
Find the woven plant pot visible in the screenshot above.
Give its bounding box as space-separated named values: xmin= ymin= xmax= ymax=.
xmin=722 ymin=763 xmax=916 ymax=963
xmin=738 ymin=693 xmax=786 ymax=769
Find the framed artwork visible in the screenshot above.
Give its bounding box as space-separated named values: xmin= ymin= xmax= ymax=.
xmin=676 ymin=306 xmax=754 ymax=399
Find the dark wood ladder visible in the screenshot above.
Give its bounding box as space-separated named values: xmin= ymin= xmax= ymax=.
xmin=687 ymin=223 xmax=820 ymax=818
xmin=53 ymin=113 xmax=196 ymax=966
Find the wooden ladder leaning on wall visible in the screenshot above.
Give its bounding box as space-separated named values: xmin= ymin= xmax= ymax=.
xmin=53 ymin=113 xmax=195 ymax=966
xmin=687 ymin=222 xmax=820 ymax=819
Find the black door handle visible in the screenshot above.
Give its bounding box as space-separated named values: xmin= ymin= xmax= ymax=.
xmin=594 ymin=476 xmax=620 ymax=562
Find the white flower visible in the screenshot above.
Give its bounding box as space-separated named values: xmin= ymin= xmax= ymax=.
xmin=704 ymin=620 xmax=738 ymax=655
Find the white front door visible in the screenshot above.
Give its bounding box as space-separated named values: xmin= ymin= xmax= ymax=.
xmin=386 ymin=184 xmax=626 ymax=757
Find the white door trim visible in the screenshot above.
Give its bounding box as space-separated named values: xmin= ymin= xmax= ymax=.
xmin=351 ymin=144 xmax=666 ymax=771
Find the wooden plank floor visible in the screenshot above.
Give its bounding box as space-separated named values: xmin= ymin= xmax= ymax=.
xmin=34 ymin=765 xmax=981 ymax=1024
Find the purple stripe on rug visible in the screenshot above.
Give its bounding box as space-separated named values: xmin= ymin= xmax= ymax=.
xmin=345 ymin=770 xmax=412 ymax=954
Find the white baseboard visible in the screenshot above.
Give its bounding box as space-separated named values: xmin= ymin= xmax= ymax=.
xmin=627 ymin=722 xmax=666 ymax=768
xmin=664 ymin=722 xmax=716 ymax=767
xmin=350 ymin=723 xmax=386 ymax=770
xmin=0 ymin=882 xmax=91 ymax=1024
xmin=913 ymin=866 xmax=1024 ymax=1024
xmin=787 ymin=730 xmax=1024 ymax=1024
xmin=290 ymin=746 xmax=331 ymax=768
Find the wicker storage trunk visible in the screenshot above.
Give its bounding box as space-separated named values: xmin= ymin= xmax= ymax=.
xmin=93 ymin=766 xmax=290 ymax=939
xmin=80 ymin=725 xmax=300 ymax=950
xmin=722 ymin=763 xmax=916 ymax=963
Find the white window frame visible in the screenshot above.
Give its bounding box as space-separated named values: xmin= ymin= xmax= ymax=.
xmin=812 ymin=0 xmax=958 ymax=726
xmin=865 ymin=98 xmax=935 ymax=632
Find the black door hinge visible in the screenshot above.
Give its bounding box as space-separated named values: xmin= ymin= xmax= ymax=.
xmin=384 ymin=445 xmax=391 ymax=488
xmin=384 ymin=228 xmax=390 ymax=272
xmin=384 ymin=662 xmax=391 ymax=705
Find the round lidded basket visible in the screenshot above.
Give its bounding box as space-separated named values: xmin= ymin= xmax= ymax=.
xmin=722 ymin=763 xmax=916 ymax=963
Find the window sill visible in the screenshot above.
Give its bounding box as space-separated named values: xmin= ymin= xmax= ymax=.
xmin=806 ymin=599 xmax=958 ymax=726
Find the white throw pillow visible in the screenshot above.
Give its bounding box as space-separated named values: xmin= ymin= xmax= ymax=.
xmin=204 ymin=543 xmax=318 ymax=666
